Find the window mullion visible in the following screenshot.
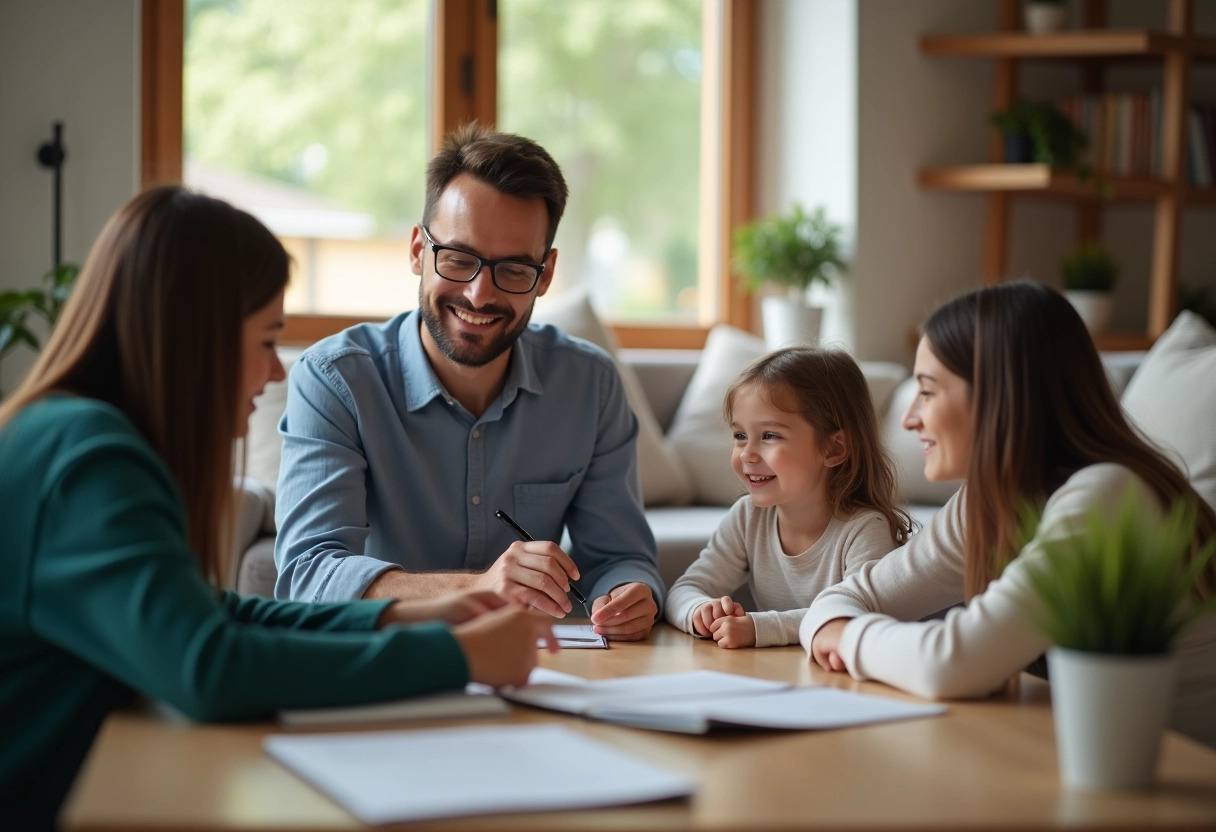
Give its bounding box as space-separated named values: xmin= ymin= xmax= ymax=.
xmin=433 ymin=0 xmax=498 ymax=151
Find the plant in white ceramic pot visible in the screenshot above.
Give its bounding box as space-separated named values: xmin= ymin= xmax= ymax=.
xmin=732 ymin=203 xmax=847 ymax=350
xmin=1061 ymin=242 xmax=1117 ymax=336
xmin=1024 ymin=493 xmax=1216 ymax=790
xmin=1024 ymin=0 xmax=1069 ymax=34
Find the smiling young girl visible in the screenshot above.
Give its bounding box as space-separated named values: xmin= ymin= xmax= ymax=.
xmin=665 ymin=347 xmax=912 ymax=648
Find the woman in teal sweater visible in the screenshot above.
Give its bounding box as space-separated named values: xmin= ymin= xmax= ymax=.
xmin=0 ymin=186 xmax=555 ymax=829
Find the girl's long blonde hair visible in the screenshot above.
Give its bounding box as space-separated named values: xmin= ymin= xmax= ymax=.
xmin=0 ymin=186 xmax=288 ymax=585
xmin=724 ymin=347 xmax=913 ymax=545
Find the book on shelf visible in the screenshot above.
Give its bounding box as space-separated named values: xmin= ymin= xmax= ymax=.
xmin=1058 ymin=90 xmax=1215 ymax=186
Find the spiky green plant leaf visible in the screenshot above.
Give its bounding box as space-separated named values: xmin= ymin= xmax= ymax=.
xmin=1023 ymin=489 xmax=1216 ymax=654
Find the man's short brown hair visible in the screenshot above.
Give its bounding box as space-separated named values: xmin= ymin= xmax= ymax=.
xmin=423 ymin=122 xmax=569 ymax=250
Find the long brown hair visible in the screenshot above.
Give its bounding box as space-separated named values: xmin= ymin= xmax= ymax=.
xmin=0 ymin=186 xmax=288 ymax=585
xmin=724 ymin=347 xmax=913 ymax=545
xmin=922 ymin=281 xmax=1216 ymax=600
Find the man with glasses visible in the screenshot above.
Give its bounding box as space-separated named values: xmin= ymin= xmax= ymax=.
xmin=273 ymin=123 xmax=663 ymax=641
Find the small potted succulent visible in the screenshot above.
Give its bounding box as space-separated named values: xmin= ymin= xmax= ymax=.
xmin=1060 ymin=242 xmax=1117 ymax=335
xmin=732 ymin=203 xmax=847 ymax=350
xmin=1024 ymin=492 xmax=1216 ymax=790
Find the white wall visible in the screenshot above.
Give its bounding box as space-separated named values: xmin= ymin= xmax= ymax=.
xmin=756 ymin=0 xmax=857 ymax=351
xmin=758 ymin=0 xmax=1216 ymax=364
xmin=0 ymin=0 xmax=140 ymax=392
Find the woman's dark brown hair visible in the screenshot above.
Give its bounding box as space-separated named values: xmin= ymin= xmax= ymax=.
xmin=0 ymin=186 xmax=289 ymax=586
xmin=724 ymin=347 xmax=913 ymax=545
xmin=922 ymin=280 xmax=1216 ymax=600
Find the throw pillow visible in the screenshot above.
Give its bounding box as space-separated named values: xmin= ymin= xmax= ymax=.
xmin=1121 ymin=311 xmax=1216 ymax=511
xmin=533 ymin=290 xmax=694 ymax=507
xmin=236 ymin=348 xmax=302 ymax=493
xmin=665 ymin=325 xmax=768 ymax=506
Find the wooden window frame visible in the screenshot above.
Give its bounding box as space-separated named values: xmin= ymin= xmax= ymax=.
xmin=143 ymin=0 xmax=754 ymax=349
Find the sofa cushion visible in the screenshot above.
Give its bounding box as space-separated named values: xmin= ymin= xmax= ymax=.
xmin=534 ymin=290 xmax=694 ymax=507
xmin=238 ymin=348 xmax=303 ymax=492
xmin=665 ymin=325 xmax=769 ymax=506
xmin=1121 ymin=311 xmax=1216 ymax=511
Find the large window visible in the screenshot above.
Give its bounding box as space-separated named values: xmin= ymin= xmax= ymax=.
xmin=499 ymin=0 xmax=704 ymax=323
xmin=149 ymin=0 xmax=753 ymax=347
xmin=185 ymin=0 xmax=428 ymax=317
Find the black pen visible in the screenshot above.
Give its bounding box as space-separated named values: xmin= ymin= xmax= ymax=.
xmin=494 ymin=509 xmax=591 ymax=617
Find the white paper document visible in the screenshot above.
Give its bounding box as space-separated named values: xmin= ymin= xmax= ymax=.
xmin=264 ymin=723 xmax=694 ymax=825
xmin=544 ymin=624 xmax=608 ymax=649
xmin=503 ymin=668 xmax=946 ymax=734
xmin=586 ymin=686 xmax=948 ymax=734
xmin=278 ymin=685 xmax=508 ymax=728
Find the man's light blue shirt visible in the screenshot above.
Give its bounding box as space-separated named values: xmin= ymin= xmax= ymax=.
xmin=273 ymin=310 xmax=662 ymax=609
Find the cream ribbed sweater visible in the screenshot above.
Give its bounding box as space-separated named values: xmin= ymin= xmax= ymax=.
xmin=800 ymin=463 xmax=1216 ymax=748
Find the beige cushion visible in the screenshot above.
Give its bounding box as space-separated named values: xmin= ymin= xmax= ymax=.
xmin=1121 ymin=311 xmax=1216 ymax=511
xmin=236 ymin=349 xmax=302 ymax=493
xmin=534 ymin=290 xmax=694 ymax=507
xmin=665 ymin=325 xmax=769 ymax=506
xmin=884 ymin=377 xmax=963 ymax=506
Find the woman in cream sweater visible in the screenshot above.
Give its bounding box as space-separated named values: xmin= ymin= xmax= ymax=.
xmin=801 ymin=281 xmax=1216 ymax=748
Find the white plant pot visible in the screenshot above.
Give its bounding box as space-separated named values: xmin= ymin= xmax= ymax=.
xmin=1047 ymin=648 xmax=1177 ymax=790
xmin=1024 ymin=3 xmax=1069 ymax=34
xmin=760 ymin=295 xmax=823 ymax=350
xmin=1064 ymin=290 xmax=1115 ymax=336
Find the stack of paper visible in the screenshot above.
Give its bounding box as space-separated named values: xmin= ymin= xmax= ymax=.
xmin=264 ymin=724 xmax=694 ymax=824
xmin=279 ymin=685 xmax=508 ymax=728
xmin=503 ymin=668 xmax=947 ymax=734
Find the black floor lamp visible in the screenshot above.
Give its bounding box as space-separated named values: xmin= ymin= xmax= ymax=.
xmin=36 ymin=121 xmax=66 ymax=271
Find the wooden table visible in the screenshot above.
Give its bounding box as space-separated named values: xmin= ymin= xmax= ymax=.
xmin=61 ymin=625 xmax=1216 ymax=831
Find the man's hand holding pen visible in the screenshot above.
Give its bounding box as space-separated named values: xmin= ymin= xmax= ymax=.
xmin=491 ymin=509 xmax=657 ymax=641
xmin=478 ymin=537 xmax=585 ymax=619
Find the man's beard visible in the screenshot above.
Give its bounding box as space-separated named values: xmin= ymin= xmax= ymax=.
xmin=419 ymin=285 xmax=533 ymax=368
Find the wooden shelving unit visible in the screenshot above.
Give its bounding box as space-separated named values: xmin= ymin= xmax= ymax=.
xmin=918 ymin=0 xmax=1214 ymax=351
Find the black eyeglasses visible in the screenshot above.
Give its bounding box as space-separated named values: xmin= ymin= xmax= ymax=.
xmin=418 ymin=225 xmax=547 ymax=295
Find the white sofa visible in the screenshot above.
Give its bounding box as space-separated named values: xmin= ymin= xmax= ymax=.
xmin=230 ymin=307 xmax=1216 ymax=604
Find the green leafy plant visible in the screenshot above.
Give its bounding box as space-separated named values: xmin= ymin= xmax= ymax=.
xmin=1022 ymin=491 xmax=1216 ymax=655
xmin=0 ymin=263 xmax=80 ymax=394
xmin=1061 ymin=243 xmax=1117 ymax=292
xmin=732 ymin=203 xmax=847 ymax=294
xmin=990 ymin=98 xmax=1088 ymax=169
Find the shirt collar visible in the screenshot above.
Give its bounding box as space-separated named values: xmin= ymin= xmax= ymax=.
xmin=399 ymin=310 xmax=544 ymax=413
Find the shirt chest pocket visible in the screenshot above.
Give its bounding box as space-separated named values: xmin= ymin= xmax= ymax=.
xmin=511 ymin=469 xmax=585 ymax=544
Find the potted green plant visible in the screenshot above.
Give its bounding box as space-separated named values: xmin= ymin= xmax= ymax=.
xmin=1024 ymin=0 xmax=1069 ymax=35
xmin=0 ymin=263 xmax=79 ymax=396
xmin=990 ymin=98 xmax=1088 ymax=167
xmin=1024 ymin=492 xmax=1216 ymax=790
xmin=1060 ymin=242 xmax=1117 ymax=336
xmin=732 ymin=203 xmax=847 ymax=349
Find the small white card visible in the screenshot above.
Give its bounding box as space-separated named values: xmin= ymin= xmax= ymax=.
xmin=543 ymin=624 xmax=608 ymax=649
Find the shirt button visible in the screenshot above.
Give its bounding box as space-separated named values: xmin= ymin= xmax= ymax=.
xmin=471 ymin=495 xmax=481 ymax=506
xmin=472 ymin=429 xmax=481 ymax=439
